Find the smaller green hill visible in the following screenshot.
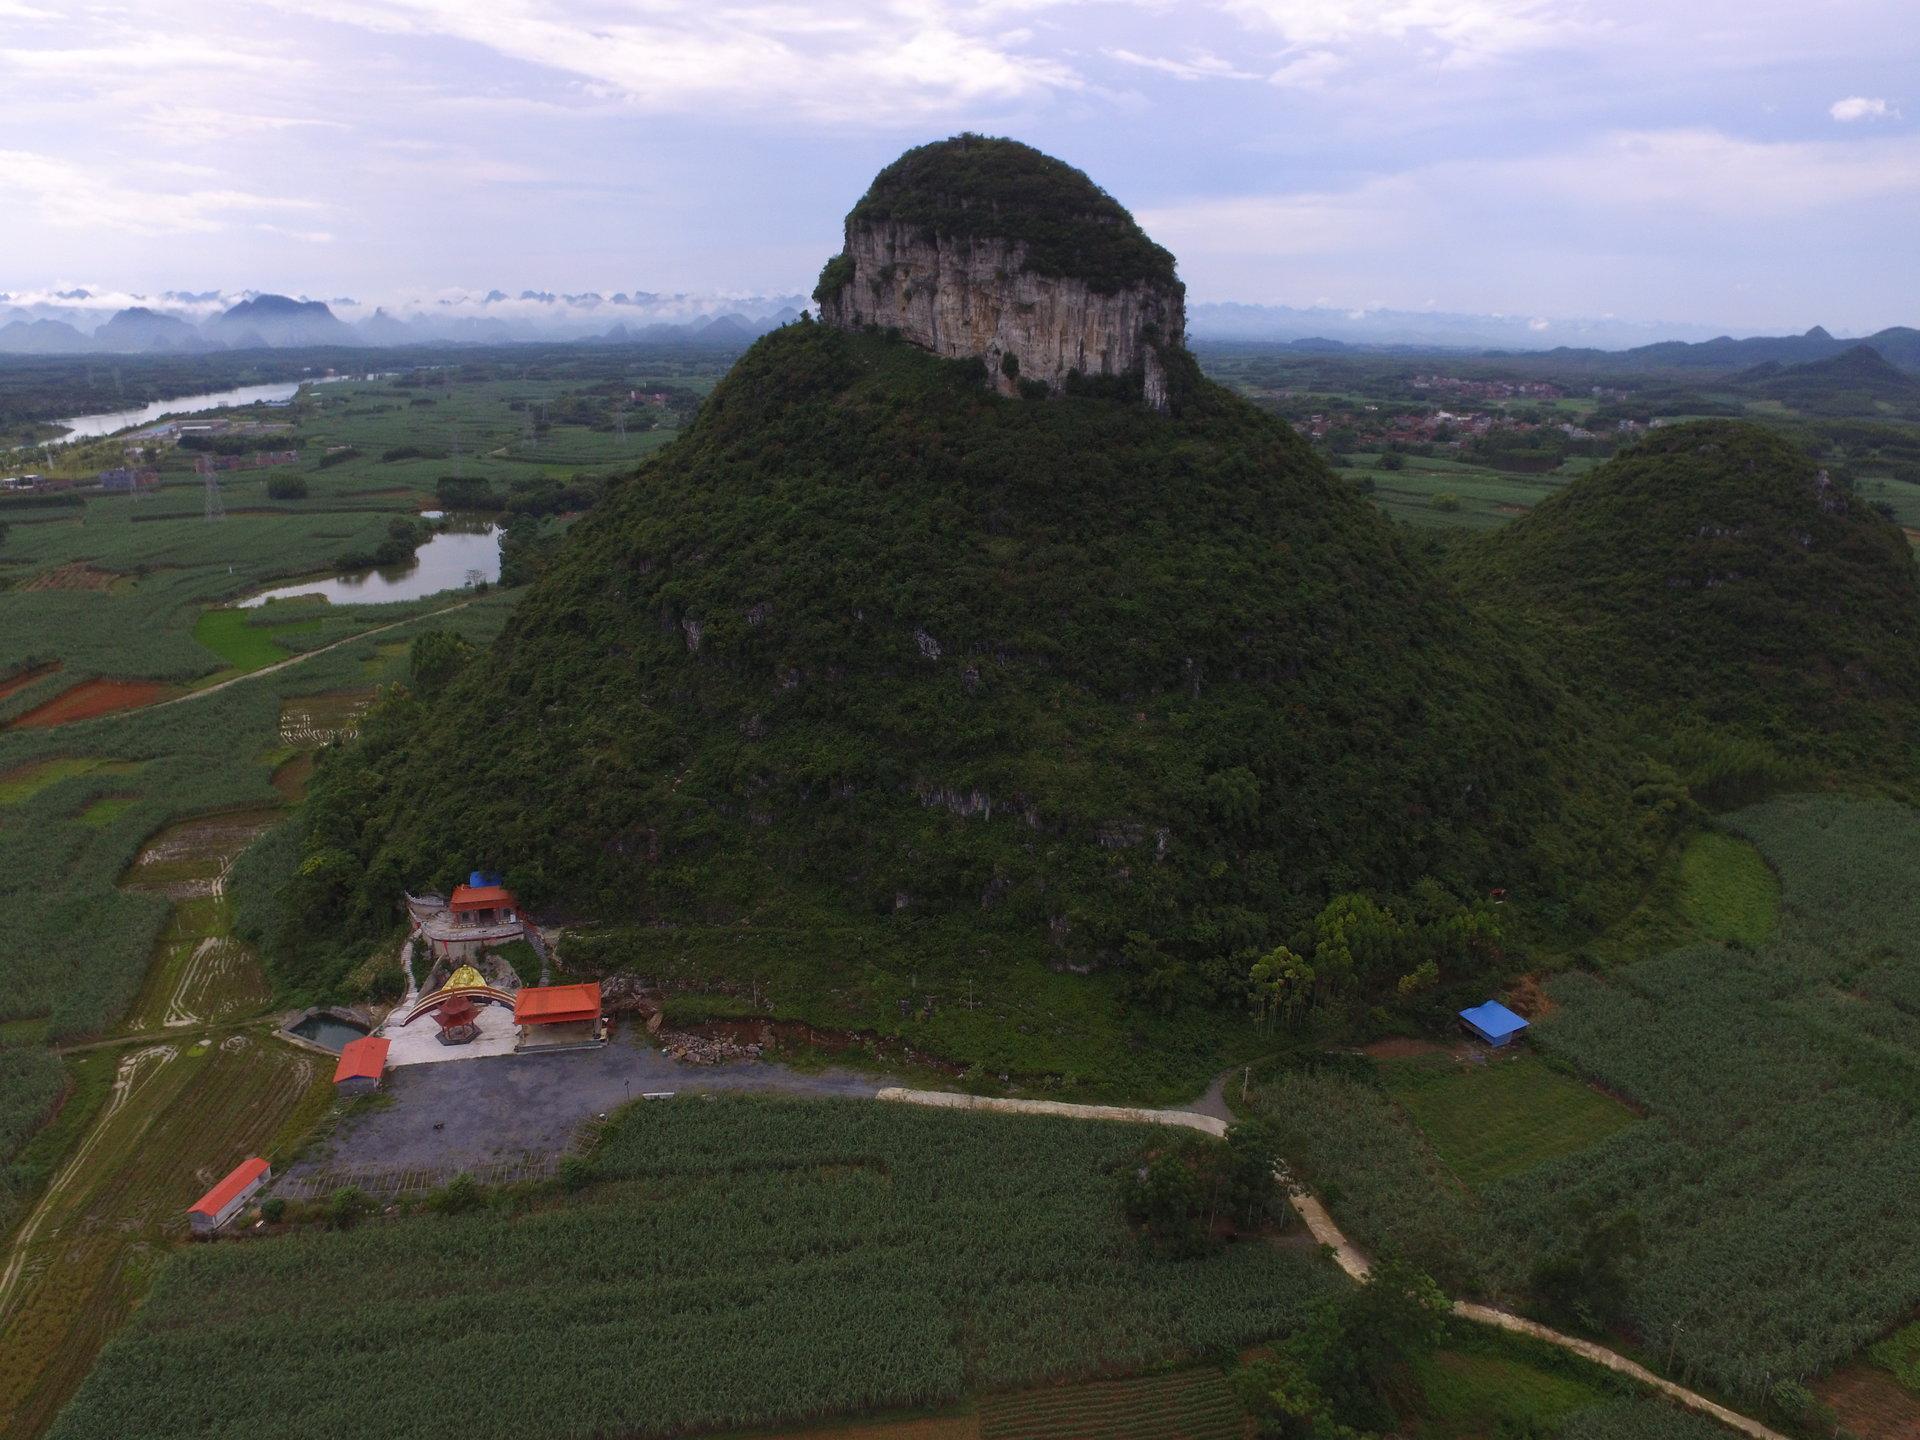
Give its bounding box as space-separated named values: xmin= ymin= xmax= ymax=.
xmin=1459 ymin=420 xmax=1920 ymax=785
xmin=1734 ymin=345 xmax=1920 ymax=416
xmin=836 ymin=134 xmax=1179 ymax=294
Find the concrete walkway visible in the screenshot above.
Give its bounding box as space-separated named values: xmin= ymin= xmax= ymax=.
xmin=876 ymin=1087 xmax=1785 ymax=1440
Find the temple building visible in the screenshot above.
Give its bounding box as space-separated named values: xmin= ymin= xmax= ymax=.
xmin=513 ymin=982 xmax=605 ymax=1053
xmin=407 ymin=871 xmax=527 ymax=963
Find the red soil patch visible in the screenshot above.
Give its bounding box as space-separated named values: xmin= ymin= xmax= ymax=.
xmin=1818 ymin=1365 xmax=1920 ymax=1439
xmin=20 ymin=562 xmax=119 ymax=592
xmin=0 ymin=662 xmax=61 ymax=704
xmin=11 ymin=677 xmax=171 ymax=728
xmin=1506 ymin=973 xmax=1559 ymax=1020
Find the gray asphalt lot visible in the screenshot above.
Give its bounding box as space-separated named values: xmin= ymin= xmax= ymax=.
xmin=280 ymin=1030 xmax=880 ymax=1184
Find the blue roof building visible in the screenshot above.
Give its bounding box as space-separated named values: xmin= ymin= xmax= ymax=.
xmin=1459 ymin=1000 xmax=1529 ymax=1047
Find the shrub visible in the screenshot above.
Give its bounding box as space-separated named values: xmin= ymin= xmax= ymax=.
xmin=1432 ymin=491 xmax=1462 ymax=512
xmin=266 ymin=475 xmax=308 ymax=501
xmin=327 ymin=1186 xmax=374 ymax=1230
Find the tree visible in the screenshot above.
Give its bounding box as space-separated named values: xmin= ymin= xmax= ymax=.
xmin=1530 ymin=1207 xmax=1645 ymax=1331
xmin=1234 ymin=1260 xmax=1448 ymax=1437
xmin=1249 ymin=945 xmax=1315 ymax=1027
xmin=409 ymin=629 xmax=476 ymax=697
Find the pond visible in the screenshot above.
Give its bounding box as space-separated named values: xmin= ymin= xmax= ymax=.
xmin=288 ymin=1013 xmax=370 ymax=1053
xmin=239 ymin=523 xmax=501 ymax=608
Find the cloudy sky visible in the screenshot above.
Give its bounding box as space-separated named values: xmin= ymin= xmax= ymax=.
xmin=2 ymin=0 xmax=1915 ymax=332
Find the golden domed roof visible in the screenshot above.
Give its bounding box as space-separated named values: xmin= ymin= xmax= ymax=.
xmin=442 ymin=964 xmax=487 ymax=992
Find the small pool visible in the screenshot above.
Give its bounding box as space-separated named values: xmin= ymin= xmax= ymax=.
xmin=288 ymin=1014 xmax=369 ymax=1052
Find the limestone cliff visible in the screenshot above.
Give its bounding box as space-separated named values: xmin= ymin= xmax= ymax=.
xmin=815 ymin=135 xmax=1187 ymax=411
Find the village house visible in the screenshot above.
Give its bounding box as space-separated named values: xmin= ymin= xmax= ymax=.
xmin=187 ymin=1157 xmax=271 ymax=1235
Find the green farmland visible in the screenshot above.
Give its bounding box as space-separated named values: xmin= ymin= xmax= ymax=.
xmin=1249 ymin=793 xmax=1920 ymax=1408
xmin=47 ymin=1097 xmax=1338 ymax=1440
xmin=1381 ymin=1053 xmax=1639 ymax=1188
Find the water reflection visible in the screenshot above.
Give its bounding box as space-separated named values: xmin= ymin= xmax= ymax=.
xmin=239 ymin=523 xmax=500 ymax=608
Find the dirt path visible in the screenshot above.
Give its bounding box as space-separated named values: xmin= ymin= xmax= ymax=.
xmin=876 ymin=1087 xmax=1786 ymax=1440
xmin=82 ymin=597 xmax=474 ymax=724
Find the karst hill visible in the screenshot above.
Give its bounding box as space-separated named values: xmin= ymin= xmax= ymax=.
xmin=1461 ymin=420 xmax=1920 ymax=782
xmin=288 ymin=136 xmax=1650 ymax=1000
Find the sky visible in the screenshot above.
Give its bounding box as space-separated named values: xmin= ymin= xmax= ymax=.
xmin=1 ymin=0 xmax=1916 ymax=334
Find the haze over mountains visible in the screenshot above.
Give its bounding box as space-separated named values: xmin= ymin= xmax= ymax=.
xmin=0 ymin=289 xmax=808 ymax=354
xmin=2 ymin=284 xmax=1917 ymax=372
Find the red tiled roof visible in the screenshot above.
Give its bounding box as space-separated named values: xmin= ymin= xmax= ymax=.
xmin=450 ymin=884 xmax=516 ymax=914
xmin=189 ymin=1156 xmax=270 ymax=1217
xmin=333 ymin=1036 xmax=391 ymax=1084
xmin=513 ymin=982 xmax=601 ymax=1026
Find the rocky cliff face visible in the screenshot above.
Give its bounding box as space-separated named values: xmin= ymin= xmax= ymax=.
xmin=819 ymin=221 xmax=1186 ymax=412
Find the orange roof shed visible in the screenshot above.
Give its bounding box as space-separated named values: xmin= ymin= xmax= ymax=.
xmin=513 ymin=982 xmax=602 ymax=1026
xmin=190 ymin=1157 xmax=270 ymax=1219
xmin=333 ymin=1036 xmax=391 ymax=1084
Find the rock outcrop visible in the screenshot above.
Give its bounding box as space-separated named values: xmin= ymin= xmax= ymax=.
xmin=816 ymin=135 xmax=1187 ymax=411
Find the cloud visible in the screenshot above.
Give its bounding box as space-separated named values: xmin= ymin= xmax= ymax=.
xmin=257 ymin=0 xmax=1083 ymax=124
xmin=1219 ymin=0 xmax=1590 ymax=64
xmin=1105 ymin=48 xmax=1260 ymax=82
xmin=1830 ymin=95 xmax=1896 ymax=122
xmin=1267 ymin=49 xmax=1345 ymax=87
xmin=0 ymin=149 xmax=326 ymax=237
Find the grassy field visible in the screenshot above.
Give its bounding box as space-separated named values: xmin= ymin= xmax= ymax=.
xmin=191 ymin=607 xmax=322 ymax=675
xmin=49 ymin=1096 xmax=1337 ymax=1440
xmin=1676 ymin=832 xmax=1779 ymax=947
xmin=1410 ymin=1345 xmax=1610 ymax=1437
xmin=1380 ymin=1053 xmax=1639 ymax=1188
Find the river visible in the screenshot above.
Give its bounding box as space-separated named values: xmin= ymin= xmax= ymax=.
xmin=38 ymin=381 xmax=307 ymax=445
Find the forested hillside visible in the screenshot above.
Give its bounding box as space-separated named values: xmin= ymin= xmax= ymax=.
xmin=284 ymin=318 xmax=1660 ymax=1003
xmin=1458 ymin=420 xmax=1920 ymax=789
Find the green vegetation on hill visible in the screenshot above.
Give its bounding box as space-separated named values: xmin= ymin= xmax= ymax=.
xmin=826 ymin=134 xmax=1180 ymax=296
xmin=1459 ymin=420 xmax=1920 ymax=786
xmin=49 ymin=1097 xmax=1336 ymax=1440
xmin=285 ymin=318 xmax=1664 ymax=1034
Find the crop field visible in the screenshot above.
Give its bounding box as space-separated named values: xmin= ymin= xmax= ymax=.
xmin=49 ymin=1097 xmax=1337 ymax=1440
xmin=1379 ymin=1053 xmax=1639 ymax=1188
xmin=1350 ymin=452 xmax=1579 ymax=531
xmin=0 ymin=1033 xmax=324 ymax=1438
xmin=1255 ymin=796 xmax=1920 ymax=1404
xmin=117 ymin=811 xmax=280 ymax=1032
xmin=976 ymin=1369 xmax=1241 ymax=1440
xmin=0 ymin=757 xmax=142 ymax=806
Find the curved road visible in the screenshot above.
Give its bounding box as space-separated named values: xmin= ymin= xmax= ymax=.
xmin=876 ymin=1087 xmax=1787 ymax=1440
